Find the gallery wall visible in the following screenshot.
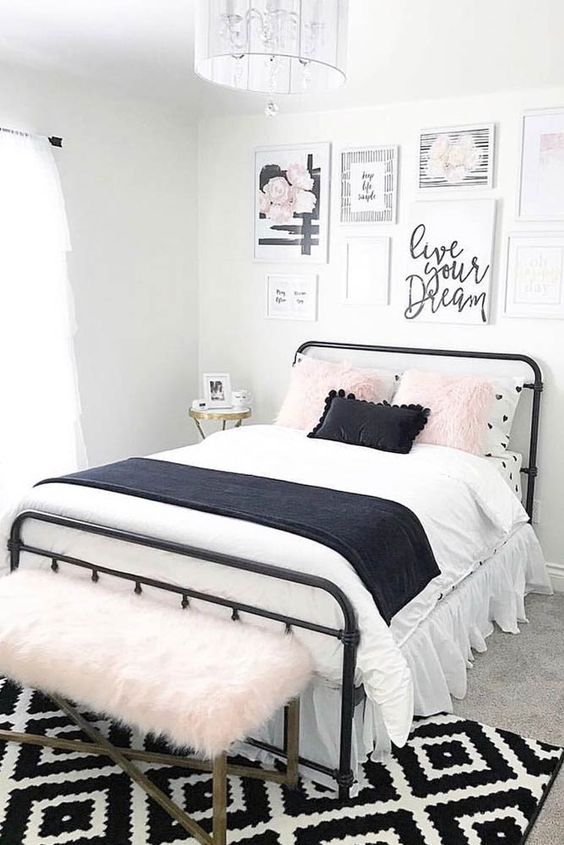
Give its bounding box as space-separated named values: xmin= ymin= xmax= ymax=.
xmin=0 ymin=61 xmax=199 ymax=466
xmin=198 ymin=86 xmax=564 ymax=573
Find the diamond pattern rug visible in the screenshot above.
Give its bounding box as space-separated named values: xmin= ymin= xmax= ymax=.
xmin=0 ymin=678 xmax=561 ymax=845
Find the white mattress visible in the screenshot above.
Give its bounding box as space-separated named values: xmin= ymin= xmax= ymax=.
xmin=0 ymin=425 xmax=542 ymax=752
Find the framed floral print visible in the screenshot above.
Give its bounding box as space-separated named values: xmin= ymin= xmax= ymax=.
xmin=418 ymin=124 xmax=495 ymax=190
xmin=254 ymin=143 xmax=330 ymax=263
xmin=518 ymin=109 xmax=564 ymax=220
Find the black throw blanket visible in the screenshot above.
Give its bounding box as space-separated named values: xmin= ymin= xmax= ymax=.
xmin=37 ymin=459 xmax=440 ymax=624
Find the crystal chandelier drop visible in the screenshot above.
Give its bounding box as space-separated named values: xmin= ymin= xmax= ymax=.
xmin=195 ymin=0 xmax=349 ymax=116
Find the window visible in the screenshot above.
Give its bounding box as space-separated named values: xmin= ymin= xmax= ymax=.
xmin=0 ymin=130 xmax=84 ymax=512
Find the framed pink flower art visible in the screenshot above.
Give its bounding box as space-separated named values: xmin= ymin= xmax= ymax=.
xmin=254 ymin=143 xmax=330 ymax=263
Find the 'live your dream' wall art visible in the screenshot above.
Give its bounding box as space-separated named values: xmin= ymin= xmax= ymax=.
xmin=403 ymin=199 xmax=497 ymax=324
xmin=254 ymin=143 xmax=330 ymax=263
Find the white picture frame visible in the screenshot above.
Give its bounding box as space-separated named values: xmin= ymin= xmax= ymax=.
xmin=403 ymin=198 xmax=497 ymax=325
xmin=339 ymin=146 xmax=398 ymax=224
xmin=202 ymin=373 xmax=232 ymax=408
xmin=504 ymin=232 xmax=564 ymax=319
xmin=344 ymin=237 xmax=391 ymax=305
xmin=518 ymin=108 xmax=564 ymax=220
xmin=418 ymin=123 xmax=495 ymax=191
xmin=266 ymin=274 xmax=318 ymax=321
xmin=254 ymin=143 xmax=330 ymax=263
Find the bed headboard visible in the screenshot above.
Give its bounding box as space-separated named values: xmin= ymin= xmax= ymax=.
xmin=294 ymin=341 xmax=543 ymax=520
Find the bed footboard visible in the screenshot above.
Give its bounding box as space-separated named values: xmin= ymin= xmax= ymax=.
xmin=8 ymin=509 xmax=361 ymax=800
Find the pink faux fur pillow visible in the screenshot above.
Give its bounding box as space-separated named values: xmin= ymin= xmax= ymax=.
xmin=276 ymin=356 xmax=394 ymax=432
xmin=393 ymin=369 xmax=494 ymax=455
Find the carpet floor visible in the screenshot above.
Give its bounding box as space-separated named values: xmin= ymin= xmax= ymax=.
xmin=454 ymin=591 xmax=564 ymax=845
xmin=0 ymin=686 xmax=561 ymax=845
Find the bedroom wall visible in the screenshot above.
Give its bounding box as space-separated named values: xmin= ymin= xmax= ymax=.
xmin=198 ymin=86 xmax=564 ymax=574
xmin=0 ymin=61 xmax=199 ymax=466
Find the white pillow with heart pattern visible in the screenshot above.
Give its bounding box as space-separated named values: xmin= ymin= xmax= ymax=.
xmin=484 ymin=376 xmax=525 ymax=457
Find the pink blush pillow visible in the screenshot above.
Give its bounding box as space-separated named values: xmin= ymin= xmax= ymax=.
xmin=393 ymin=369 xmax=494 ymax=455
xmin=276 ymin=357 xmax=391 ymax=432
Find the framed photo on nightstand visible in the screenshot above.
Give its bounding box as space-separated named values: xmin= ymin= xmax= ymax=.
xmin=203 ymin=373 xmax=232 ymax=408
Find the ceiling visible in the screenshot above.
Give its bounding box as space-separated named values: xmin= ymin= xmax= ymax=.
xmin=0 ymin=0 xmax=562 ymax=116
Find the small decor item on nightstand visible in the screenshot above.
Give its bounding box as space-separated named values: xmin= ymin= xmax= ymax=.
xmin=232 ymin=389 xmax=252 ymax=410
xmin=191 ymin=398 xmax=207 ymax=411
xmin=203 ymin=373 xmax=232 ymax=409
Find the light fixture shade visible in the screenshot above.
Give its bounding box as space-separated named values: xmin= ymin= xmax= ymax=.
xmin=195 ymin=0 xmax=349 ymax=96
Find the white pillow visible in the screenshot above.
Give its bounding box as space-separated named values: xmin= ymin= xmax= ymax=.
xmin=484 ymin=377 xmax=525 ymax=457
xmin=486 ymin=451 xmax=523 ymax=499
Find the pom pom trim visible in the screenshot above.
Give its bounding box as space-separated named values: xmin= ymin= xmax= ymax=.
xmin=307 ymin=389 xmax=430 ymax=444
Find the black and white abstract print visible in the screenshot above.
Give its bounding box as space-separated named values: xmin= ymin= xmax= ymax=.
xmin=254 ymin=143 xmax=330 ymax=263
xmin=419 ymin=125 xmax=495 ymax=190
xmin=0 ymin=679 xmax=561 ymax=845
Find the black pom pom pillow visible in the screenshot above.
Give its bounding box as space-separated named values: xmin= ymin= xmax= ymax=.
xmin=308 ymin=390 xmax=430 ymax=455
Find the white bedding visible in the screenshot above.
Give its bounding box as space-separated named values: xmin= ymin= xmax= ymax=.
xmin=0 ymin=425 xmax=532 ymax=748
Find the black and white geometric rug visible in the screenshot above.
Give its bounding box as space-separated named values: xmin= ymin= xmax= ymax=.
xmin=0 ymin=679 xmax=561 ymax=845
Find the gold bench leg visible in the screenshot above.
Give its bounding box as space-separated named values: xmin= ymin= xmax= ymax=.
xmin=213 ymin=752 xmax=227 ymax=845
xmin=51 ymin=695 xmax=215 ymax=845
xmin=285 ymin=698 xmax=300 ymax=788
xmin=0 ymin=694 xmax=304 ymax=845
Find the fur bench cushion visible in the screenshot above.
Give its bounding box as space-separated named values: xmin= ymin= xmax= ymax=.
xmin=0 ymin=571 xmax=313 ymax=758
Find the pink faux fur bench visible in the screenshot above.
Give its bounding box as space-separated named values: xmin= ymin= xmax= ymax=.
xmin=0 ymin=570 xmax=313 ymax=845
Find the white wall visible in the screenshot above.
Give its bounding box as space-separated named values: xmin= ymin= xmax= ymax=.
xmin=198 ymin=87 xmax=564 ymax=567
xmin=0 ymin=62 xmax=199 ymax=466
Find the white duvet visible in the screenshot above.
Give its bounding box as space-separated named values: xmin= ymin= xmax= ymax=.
xmin=0 ymin=425 xmax=528 ymax=747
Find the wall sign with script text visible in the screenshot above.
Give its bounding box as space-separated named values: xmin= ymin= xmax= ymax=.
xmin=340 ymin=146 xmax=398 ymax=224
xmin=266 ymin=274 xmax=318 ymax=321
xmin=504 ymin=233 xmax=564 ymax=319
xmin=403 ymin=199 xmax=497 ymax=325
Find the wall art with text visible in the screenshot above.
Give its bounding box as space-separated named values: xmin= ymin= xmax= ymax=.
xmin=504 ymin=233 xmax=564 ymax=319
xmin=340 ymin=146 xmax=398 ymax=224
xmin=403 ymin=199 xmax=497 ymax=324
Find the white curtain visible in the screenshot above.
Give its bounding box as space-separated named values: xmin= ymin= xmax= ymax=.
xmin=0 ymin=130 xmax=85 ymax=514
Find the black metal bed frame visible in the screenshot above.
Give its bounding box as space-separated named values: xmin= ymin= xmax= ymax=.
xmin=295 ymin=342 xmax=543 ymax=519
xmin=7 ymin=342 xmax=543 ymax=801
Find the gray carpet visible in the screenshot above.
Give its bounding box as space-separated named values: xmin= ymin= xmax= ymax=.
xmin=453 ymin=592 xmax=564 ymax=845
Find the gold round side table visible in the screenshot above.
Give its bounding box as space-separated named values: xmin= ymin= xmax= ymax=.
xmin=189 ymin=407 xmax=252 ymax=440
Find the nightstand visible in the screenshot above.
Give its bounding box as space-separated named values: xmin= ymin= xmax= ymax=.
xmin=189 ymin=407 xmax=252 ymax=440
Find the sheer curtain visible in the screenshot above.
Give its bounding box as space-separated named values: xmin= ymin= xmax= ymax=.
xmin=0 ymin=130 xmax=85 ymax=514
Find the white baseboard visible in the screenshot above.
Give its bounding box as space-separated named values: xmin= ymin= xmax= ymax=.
xmin=546 ymin=562 xmax=564 ymax=593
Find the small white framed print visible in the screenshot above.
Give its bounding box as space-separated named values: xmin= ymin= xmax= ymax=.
xmin=266 ymin=274 xmax=318 ymax=321
xmin=340 ymin=146 xmax=398 ymax=224
xmin=202 ymin=373 xmax=232 ymax=408
xmin=344 ymin=237 xmax=391 ymax=305
xmin=504 ymin=232 xmax=564 ymax=319
xmin=518 ymin=109 xmax=564 ymax=220
xmin=418 ymin=123 xmax=495 ymax=191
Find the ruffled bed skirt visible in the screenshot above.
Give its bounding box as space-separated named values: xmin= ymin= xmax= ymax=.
xmin=245 ymin=524 xmax=552 ymax=787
